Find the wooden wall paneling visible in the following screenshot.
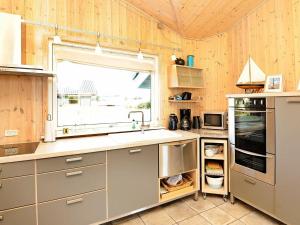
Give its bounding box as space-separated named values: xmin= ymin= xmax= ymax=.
xmin=293 ymin=0 xmax=300 ymax=86
xmin=227 ymin=0 xmax=299 ymax=93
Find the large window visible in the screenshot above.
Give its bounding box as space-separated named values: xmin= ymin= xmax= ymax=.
xmin=51 ymin=43 xmax=159 ymax=135
xmin=56 ymin=61 xmax=152 ymax=127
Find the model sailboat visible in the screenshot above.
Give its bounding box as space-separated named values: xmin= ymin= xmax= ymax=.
xmin=236 ymin=57 xmax=266 ymax=90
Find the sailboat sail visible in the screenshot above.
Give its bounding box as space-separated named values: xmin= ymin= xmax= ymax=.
xmin=237 ymin=57 xmax=266 ymax=87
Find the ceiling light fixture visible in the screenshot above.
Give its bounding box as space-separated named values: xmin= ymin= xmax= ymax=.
xmin=53 ymin=24 xmax=61 ymax=44
xmin=95 ymin=32 xmax=103 ymax=54
xmin=137 ymin=42 xmax=144 ymax=61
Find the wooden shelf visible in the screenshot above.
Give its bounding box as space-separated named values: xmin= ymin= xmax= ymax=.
xmin=202 ymin=183 xmax=226 ymax=195
xmin=204 ymin=153 xmax=224 ymax=160
xmin=172 ymin=64 xmax=203 ymax=70
xmin=159 ymin=170 xmax=198 ymax=203
xmin=168 ymin=100 xmax=201 ymax=103
xmin=160 ymin=185 xmax=196 ymax=202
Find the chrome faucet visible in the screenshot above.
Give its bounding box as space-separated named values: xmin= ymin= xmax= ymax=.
xmin=128 ymin=111 xmax=150 ymax=133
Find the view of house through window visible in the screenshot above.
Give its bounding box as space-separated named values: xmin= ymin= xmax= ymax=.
xmin=56 ymin=60 xmax=152 ymax=127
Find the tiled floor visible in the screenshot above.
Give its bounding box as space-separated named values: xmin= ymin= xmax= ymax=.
xmin=107 ymin=194 xmax=283 ymax=225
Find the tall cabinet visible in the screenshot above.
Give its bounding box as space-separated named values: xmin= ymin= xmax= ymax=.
xmin=275 ymin=96 xmax=300 ymax=225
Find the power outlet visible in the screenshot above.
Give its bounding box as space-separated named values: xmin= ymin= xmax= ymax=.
xmin=4 ymin=130 xmax=19 ymax=137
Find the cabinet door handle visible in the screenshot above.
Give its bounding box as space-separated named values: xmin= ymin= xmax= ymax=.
xmin=66 ymin=171 xmax=83 ymax=177
xmin=0 ymin=215 xmax=3 ymax=221
xmin=0 ymin=183 xmax=2 ymax=189
xmin=129 ymin=149 xmax=142 ymax=154
xmin=65 ymin=157 xmax=83 ymax=163
xmin=244 ymin=178 xmax=256 ymax=185
xmin=66 ymin=198 xmax=83 ymax=205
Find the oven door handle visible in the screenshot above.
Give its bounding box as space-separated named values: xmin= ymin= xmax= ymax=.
xmin=235 ymin=148 xmax=274 ymax=158
xmin=234 ymin=110 xmax=273 ymax=113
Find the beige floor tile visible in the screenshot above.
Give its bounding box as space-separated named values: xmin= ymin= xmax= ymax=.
xmin=240 ymin=211 xmax=281 ymax=225
xmin=218 ymin=201 xmax=252 ymax=219
xmin=139 ymin=207 xmax=175 ymax=225
xmin=229 ymin=220 xmax=245 ymax=225
xmin=201 ymin=207 xmax=236 ymax=225
xmin=184 ymin=197 xmax=215 ymax=213
xmin=112 ymin=214 xmax=144 ymax=225
xmin=163 ymin=200 xmax=197 ymax=222
xmin=178 ymin=215 xmax=212 ymax=225
xmin=205 ymin=194 xmax=226 ymax=206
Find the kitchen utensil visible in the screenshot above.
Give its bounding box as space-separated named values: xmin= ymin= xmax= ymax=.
xmin=181 ymin=92 xmax=192 ymax=100
xmin=168 ymin=113 xmax=178 ymax=130
xmin=175 ymin=57 xmax=185 ymax=65
xmin=192 ymin=116 xmax=201 ymax=129
xmin=206 ymin=176 xmax=224 ymax=189
xmin=187 ymin=55 xmax=195 ymax=67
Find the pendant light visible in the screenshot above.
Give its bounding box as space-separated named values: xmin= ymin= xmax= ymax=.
xmin=137 ymin=42 xmax=144 ymax=61
xmin=95 ymin=32 xmax=103 ymax=54
xmin=53 ymin=24 xmax=61 ymax=44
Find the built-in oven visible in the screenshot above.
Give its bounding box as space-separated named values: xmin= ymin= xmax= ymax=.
xmin=228 ymin=97 xmax=275 ymax=185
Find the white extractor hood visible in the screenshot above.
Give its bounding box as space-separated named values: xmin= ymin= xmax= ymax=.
xmin=0 ymin=12 xmax=53 ymax=77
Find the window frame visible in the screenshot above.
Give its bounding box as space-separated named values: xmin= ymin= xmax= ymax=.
xmin=48 ymin=42 xmax=160 ymax=137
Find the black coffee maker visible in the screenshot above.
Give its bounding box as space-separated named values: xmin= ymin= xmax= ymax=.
xmin=180 ymin=109 xmax=191 ymax=130
xmin=168 ymin=114 xmax=178 ymax=130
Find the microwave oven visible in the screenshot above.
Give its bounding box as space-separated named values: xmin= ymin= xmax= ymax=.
xmin=202 ymin=112 xmax=228 ymax=130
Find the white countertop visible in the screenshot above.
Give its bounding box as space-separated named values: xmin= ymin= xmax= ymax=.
xmin=0 ymin=129 xmax=200 ymax=164
xmin=226 ymin=91 xmax=300 ymax=98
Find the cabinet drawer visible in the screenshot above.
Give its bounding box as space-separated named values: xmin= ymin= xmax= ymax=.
xmin=0 ymin=205 xmax=36 ymax=225
xmin=0 ymin=175 xmax=35 ymax=211
xmin=0 ymin=161 xmax=34 ymax=179
xmin=37 ymin=151 xmax=106 ymax=173
xmin=231 ymin=170 xmax=275 ymax=214
xmin=38 ymin=190 xmax=106 ymax=225
xmin=37 ymin=164 xmax=106 ymax=202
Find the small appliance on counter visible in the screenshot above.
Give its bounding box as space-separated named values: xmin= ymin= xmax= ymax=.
xmin=202 ymin=111 xmax=227 ymax=130
xmin=192 ymin=116 xmax=201 ymax=129
xmin=175 ymin=57 xmax=185 ymax=65
xmin=180 ymin=109 xmax=191 ymax=130
xmin=168 ymin=113 xmax=178 ymax=130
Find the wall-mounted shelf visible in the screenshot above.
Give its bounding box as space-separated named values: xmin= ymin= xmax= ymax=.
xmin=0 ymin=66 xmax=54 ymax=77
xmin=168 ymin=65 xmax=204 ymax=89
xmin=168 ymin=100 xmax=201 ymax=103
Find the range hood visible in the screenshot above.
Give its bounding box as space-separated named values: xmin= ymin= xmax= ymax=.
xmin=0 ymin=13 xmax=53 ymax=77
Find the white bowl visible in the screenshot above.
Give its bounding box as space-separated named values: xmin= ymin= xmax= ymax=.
xmin=205 ymin=149 xmax=216 ymax=157
xmin=206 ymin=176 xmax=224 ymax=189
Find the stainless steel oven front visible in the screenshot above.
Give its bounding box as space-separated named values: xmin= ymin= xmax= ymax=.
xmin=228 ymin=97 xmax=276 ymax=185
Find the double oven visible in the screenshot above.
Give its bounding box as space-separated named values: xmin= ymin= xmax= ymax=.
xmin=228 ymin=97 xmax=275 ymax=185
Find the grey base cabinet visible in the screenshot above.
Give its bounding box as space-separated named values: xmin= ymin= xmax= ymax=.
xmin=231 ymin=170 xmax=275 ymax=214
xmin=108 ymin=145 xmax=159 ymax=218
xmin=275 ymin=97 xmax=300 ymax=225
xmin=38 ymin=190 xmax=106 ymax=225
xmin=0 ymin=205 xmax=36 ymax=225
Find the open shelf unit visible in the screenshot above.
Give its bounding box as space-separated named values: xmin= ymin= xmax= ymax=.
xmin=159 ymin=170 xmax=198 ymax=203
xmin=201 ymin=139 xmax=228 ymax=200
xmin=168 ymin=65 xmax=204 ymax=89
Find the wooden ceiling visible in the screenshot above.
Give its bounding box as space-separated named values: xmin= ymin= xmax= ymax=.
xmin=125 ymin=0 xmax=265 ymax=39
